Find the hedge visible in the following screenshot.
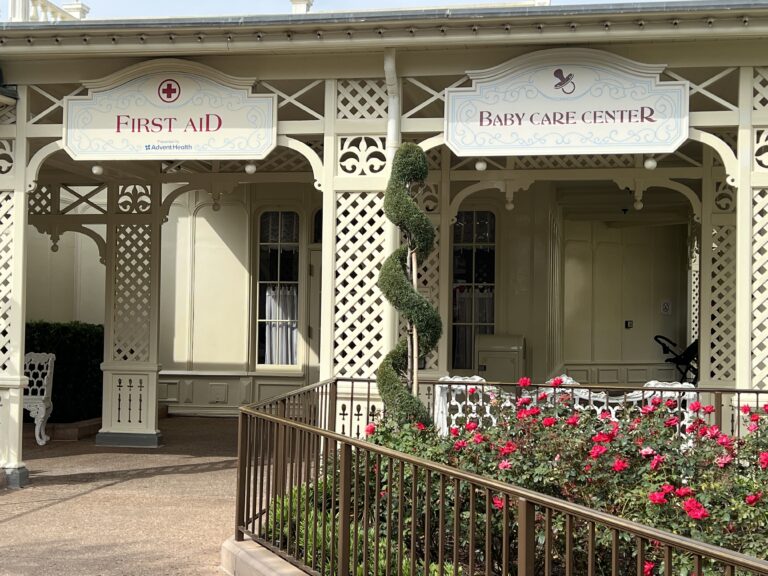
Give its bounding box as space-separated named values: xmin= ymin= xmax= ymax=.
xmin=25 ymin=321 xmax=104 ymax=423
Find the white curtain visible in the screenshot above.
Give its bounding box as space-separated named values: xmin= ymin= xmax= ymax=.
xmin=264 ymin=284 xmax=298 ymax=364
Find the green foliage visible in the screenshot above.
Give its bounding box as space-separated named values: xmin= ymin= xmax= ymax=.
xmin=376 ymin=143 xmax=442 ymax=426
xmin=370 ymin=395 xmax=768 ymax=574
xmin=25 ymin=321 xmax=104 ymax=423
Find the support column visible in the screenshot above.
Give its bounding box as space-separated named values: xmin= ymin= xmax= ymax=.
xmin=1 ymin=89 xmax=29 ymax=487
xmin=96 ymin=182 xmax=162 ymax=447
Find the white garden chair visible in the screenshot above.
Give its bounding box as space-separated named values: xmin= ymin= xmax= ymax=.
xmin=23 ymin=352 xmax=56 ymax=446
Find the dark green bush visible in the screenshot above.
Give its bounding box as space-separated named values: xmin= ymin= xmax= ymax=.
xmin=25 ymin=321 xmax=104 ymax=423
xmin=376 ymin=143 xmax=442 ymax=426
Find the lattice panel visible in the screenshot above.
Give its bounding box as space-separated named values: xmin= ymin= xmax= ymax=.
xmin=338 ymin=136 xmax=387 ymax=176
xmin=709 ymin=225 xmax=736 ymax=381
xmin=112 ymin=224 xmax=152 ymax=363
xmin=755 ymin=68 xmax=768 ymax=111
xmin=337 ymin=80 xmax=388 ymax=120
xmin=0 ymin=193 xmax=13 ymax=373
xmin=753 ymin=188 xmax=768 ymax=387
xmin=426 ymin=148 xmax=442 ymax=171
xmin=251 ymin=147 xmax=312 ymax=172
xmin=665 ymin=68 xmax=738 ymax=112
xmin=28 ymin=185 xmax=52 ymax=215
xmin=334 ymin=192 xmax=387 ymax=378
xmin=690 ymin=257 xmax=700 ymax=343
xmin=398 ymin=231 xmax=440 ymax=371
xmin=510 ymin=154 xmax=635 ymax=170
xmin=0 ymin=105 xmax=16 ymax=125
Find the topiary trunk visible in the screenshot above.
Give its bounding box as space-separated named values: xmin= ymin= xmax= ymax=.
xmin=376 ymin=143 xmax=442 ymax=426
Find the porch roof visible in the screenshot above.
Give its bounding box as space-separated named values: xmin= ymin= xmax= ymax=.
xmin=2 ymin=1 xmax=768 ymax=58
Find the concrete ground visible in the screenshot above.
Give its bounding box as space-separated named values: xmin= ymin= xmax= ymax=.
xmin=0 ymin=416 xmax=238 ymax=576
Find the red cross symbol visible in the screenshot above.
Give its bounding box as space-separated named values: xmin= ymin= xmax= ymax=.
xmin=158 ymin=79 xmax=181 ymax=103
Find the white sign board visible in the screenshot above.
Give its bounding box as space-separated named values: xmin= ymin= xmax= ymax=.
xmin=445 ymin=49 xmax=689 ymax=157
xmin=64 ymin=63 xmax=277 ymax=161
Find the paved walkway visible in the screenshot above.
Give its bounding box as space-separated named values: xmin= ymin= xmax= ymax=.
xmin=0 ymin=417 xmax=238 ymax=576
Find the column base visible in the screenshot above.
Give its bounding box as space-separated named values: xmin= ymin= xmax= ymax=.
xmin=3 ymin=465 xmax=29 ymax=488
xmin=95 ymin=431 xmax=164 ymax=448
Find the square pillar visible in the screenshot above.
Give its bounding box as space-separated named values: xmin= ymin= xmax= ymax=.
xmin=0 ymin=189 xmax=29 ymax=487
xmin=96 ymin=183 xmax=162 ymax=447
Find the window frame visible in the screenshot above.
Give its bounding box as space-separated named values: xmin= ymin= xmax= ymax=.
xmin=450 ymin=208 xmax=498 ymax=371
xmin=252 ymin=208 xmax=305 ymax=372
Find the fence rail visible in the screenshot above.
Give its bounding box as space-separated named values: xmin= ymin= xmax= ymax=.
xmin=236 ymin=378 xmax=768 ymax=576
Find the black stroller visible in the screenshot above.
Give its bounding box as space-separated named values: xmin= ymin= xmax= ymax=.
xmin=654 ymin=335 xmax=699 ymax=385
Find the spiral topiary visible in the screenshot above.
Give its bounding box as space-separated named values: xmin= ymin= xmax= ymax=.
xmin=376 ymin=143 xmax=443 ymax=426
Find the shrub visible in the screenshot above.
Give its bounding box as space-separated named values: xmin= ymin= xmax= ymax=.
xmin=376 ymin=143 xmax=442 ymax=426
xmin=25 ymin=321 xmax=104 ymax=423
xmin=369 ymin=389 xmax=768 ymax=574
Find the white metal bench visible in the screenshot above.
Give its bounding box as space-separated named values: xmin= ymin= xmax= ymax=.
xmin=23 ymin=352 xmax=56 ymax=446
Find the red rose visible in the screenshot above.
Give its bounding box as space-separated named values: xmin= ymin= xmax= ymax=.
xmin=468 ymin=387 xmax=477 ymax=395
xmin=660 ymin=483 xmax=675 ymax=494
xmin=741 ymin=404 xmax=752 ymax=415
xmin=551 ymin=377 xmax=563 ymax=388
xmin=651 ymin=397 xmax=662 ymax=406
xmin=703 ymin=405 xmax=715 ymax=414
xmin=665 ymin=399 xmax=678 ymax=409
xmin=682 ymin=498 xmax=709 ymax=520
xmin=449 ymin=426 xmax=459 ymax=437
xmin=759 ymin=451 xmax=768 ymax=470
xmin=499 ymin=440 xmax=517 ymax=456
xmin=453 ymin=440 xmax=468 ymax=451
xmin=745 ymin=492 xmax=763 ymax=506
xmin=664 ymin=416 xmax=680 ymax=427
xmin=751 ymin=413 xmax=760 ymax=422
xmin=472 ymin=433 xmax=484 ymax=444
xmin=650 ymin=454 xmax=666 ymax=470
xmin=518 ymin=377 xmax=531 ymax=387
xmin=566 ymin=413 xmax=580 ymax=426
xmin=612 ymin=458 xmax=629 ymax=472
xmin=763 ymin=403 xmax=768 ymax=414
xmin=589 ymin=445 xmax=608 ymax=459
xmin=641 ymin=405 xmax=656 ymax=415
xmin=592 ymin=432 xmax=614 ymax=443
xmin=690 ymin=401 xmax=701 ymax=412
xmin=537 ymin=392 xmax=549 ymax=402
xmin=415 ymin=422 xmax=426 ymax=431
xmin=542 ymin=417 xmax=557 ymax=427
xmin=365 ymin=423 xmax=376 ymax=436
xmin=648 ymin=492 xmax=668 ymax=505
xmin=465 ymin=421 xmax=478 ymax=432
xmin=492 ymin=496 xmax=505 ymax=509
xmin=517 ymin=397 xmax=532 ymax=407
xmin=644 ymin=561 xmax=655 ymax=576
xmin=674 ymin=486 xmax=693 ymax=498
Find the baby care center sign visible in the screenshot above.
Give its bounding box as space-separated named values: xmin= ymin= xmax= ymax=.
xmin=64 ymin=64 xmax=277 ymax=161
xmin=445 ymin=49 xmax=688 ymax=157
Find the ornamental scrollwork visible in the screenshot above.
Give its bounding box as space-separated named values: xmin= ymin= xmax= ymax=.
xmin=713 ymin=181 xmax=736 ymax=213
xmin=117 ymin=184 xmax=152 ymax=214
xmin=338 ymin=136 xmax=387 ymax=176
xmin=0 ymin=140 xmax=13 ymax=175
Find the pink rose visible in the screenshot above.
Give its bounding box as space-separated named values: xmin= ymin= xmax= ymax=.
xmin=518 ymin=377 xmax=531 ymax=387
xmin=498 ymin=459 xmax=511 ymax=470
xmin=759 ymin=451 xmax=768 ymax=470
xmin=746 ymin=492 xmax=763 ymax=506
xmin=674 ymin=486 xmax=693 ymax=498
xmin=612 ymin=458 xmax=629 ymax=472
xmin=639 ymin=447 xmax=655 ymax=458
xmin=648 ymin=492 xmax=668 ymax=505
xmin=449 ymin=426 xmax=459 ymax=437
xmin=650 ymin=454 xmax=666 ymax=470
xmin=690 ymin=401 xmax=701 ymax=412
xmin=589 ymin=445 xmax=608 ymax=459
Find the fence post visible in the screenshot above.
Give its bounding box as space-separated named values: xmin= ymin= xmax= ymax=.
xmin=714 ymin=392 xmax=723 ymax=430
xmin=275 ymin=400 xmax=287 ymax=497
xmin=338 ymin=441 xmax=353 ymax=576
xmin=328 ymin=379 xmax=338 ymax=433
xmin=235 ymin=411 xmax=248 ymax=541
xmin=517 ymin=497 xmax=535 ymax=576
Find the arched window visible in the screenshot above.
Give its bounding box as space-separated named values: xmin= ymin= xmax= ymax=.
xmin=256 ymin=211 xmax=300 ymax=365
xmin=452 ymin=210 xmax=495 ymax=370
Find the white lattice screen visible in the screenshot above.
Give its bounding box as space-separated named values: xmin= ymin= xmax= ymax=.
xmin=709 ymin=225 xmax=737 ymax=382
xmin=752 ymin=188 xmax=768 ymax=387
xmin=334 ymin=192 xmax=387 ymax=378
xmin=112 ymin=224 xmax=152 ymax=363
xmin=0 ymin=192 xmax=13 ymax=373
xmin=337 ymin=80 xmax=387 ymax=120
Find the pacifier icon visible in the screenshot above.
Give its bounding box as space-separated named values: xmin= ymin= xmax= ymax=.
xmin=553 ymin=69 xmax=576 ymax=94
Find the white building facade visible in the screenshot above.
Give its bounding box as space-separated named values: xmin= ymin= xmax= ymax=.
xmin=0 ymin=0 xmax=763 ymax=486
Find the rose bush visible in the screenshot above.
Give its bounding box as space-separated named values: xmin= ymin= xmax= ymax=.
xmin=369 ymin=384 xmax=768 ymax=573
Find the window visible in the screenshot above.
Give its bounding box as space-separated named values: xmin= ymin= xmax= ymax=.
xmin=452 ymin=210 xmax=495 ymax=370
xmin=257 ymin=211 xmax=300 ymax=365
